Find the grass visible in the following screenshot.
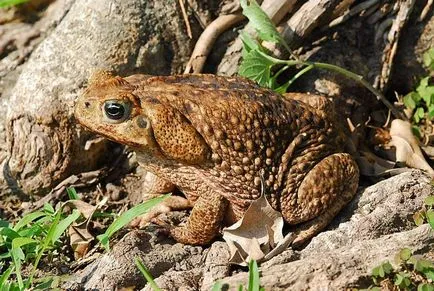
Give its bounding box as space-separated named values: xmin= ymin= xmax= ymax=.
xmin=0 ymin=188 xmax=169 ymax=290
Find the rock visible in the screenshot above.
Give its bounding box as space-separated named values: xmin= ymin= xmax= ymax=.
xmin=67 ymin=170 xmax=434 ymax=290
xmin=219 ymin=225 xmax=433 ymax=290
xmin=1 ymin=0 xmax=203 ymax=197
xmin=215 ymin=170 xmax=434 ymax=290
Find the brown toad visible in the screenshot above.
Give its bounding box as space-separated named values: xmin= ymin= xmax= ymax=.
xmin=74 ymin=71 xmax=359 ymax=246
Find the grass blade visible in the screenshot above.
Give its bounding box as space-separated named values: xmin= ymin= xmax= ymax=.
xmin=97 ymin=194 xmax=169 ymax=251
xmin=248 ymin=260 xmax=260 ymax=291
xmin=135 ymin=257 xmax=161 ymax=291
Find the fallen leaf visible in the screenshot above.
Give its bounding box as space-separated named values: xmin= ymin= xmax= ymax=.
xmin=222 ymin=194 xmax=295 ymax=266
xmin=389 ymin=119 xmax=434 ymax=177
xmin=63 ymin=197 xmax=108 ymax=259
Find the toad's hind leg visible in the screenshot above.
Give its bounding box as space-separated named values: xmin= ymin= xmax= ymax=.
xmin=170 ymin=192 xmax=228 ymax=245
xmin=282 ymin=153 xmax=359 ymax=247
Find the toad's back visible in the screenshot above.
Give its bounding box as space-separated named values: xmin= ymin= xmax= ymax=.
xmin=75 ymin=72 xmax=358 ymax=245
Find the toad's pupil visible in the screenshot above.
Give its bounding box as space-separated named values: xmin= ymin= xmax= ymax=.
xmin=104 ymin=102 xmax=125 ymax=120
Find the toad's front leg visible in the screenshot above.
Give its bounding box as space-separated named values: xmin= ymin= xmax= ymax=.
xmin=170 ymin=191 xmax=228 ymax=245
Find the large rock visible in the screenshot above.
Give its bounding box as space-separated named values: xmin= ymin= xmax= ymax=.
xmin=64 ymin=171 xmax=434 ymax=290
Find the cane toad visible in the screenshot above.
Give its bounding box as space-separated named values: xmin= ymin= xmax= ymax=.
xmin=74 ymin=72 xmax=359 ymax=246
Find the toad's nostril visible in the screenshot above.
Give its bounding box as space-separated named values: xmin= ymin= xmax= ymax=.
xmin=84 ymin=102 xmax=90 ymax=108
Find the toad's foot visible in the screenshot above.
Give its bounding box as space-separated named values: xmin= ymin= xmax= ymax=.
xmin=170 ymin=191 xmax=228 ymax=245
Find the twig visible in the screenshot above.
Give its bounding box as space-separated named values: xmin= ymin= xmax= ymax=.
xmin=328 ymin=0 xmax=381 ymax=28
xmin=179 ymin=0 xmax=192 ymax=39
xmin=419 ymin=0 xmax=433 ymax=21
xmin=184 ymin=14 xmax=245 ymax=73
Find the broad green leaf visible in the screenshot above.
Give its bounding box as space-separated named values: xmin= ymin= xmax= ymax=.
xmin=211 ymin=282 xmax=224 ymax=291
xmin=424 ymin=269 xmax=434 ymax=281
xmin=394 ymin=272 xmax=411 ymax=287
xmin=423 ymin=51 xmax=432 ymax=68
xmin=240 ymin=31 xmax=261 ymax=55
xmin=97 ymin=195 xmax=169 ymax=251
xmin=418 ymin=77 xmax=430 ymax=89
xmin=429 ymin=105 xmax=434 ymax=119
xmin=1 ymin=227 xmax=20 ymax=240
xmin=51 ymin=209 xmax=81 ymax=244
xmin=418 ymin=283 xmax=434 ymax=291
xmin=427 ymin=210 xmax=434 ymax=229
xmin=415 ymin=258 xmax=434 ymax=272
xmin=135 ymin=257 xmax=161 ymax=291
xmin=13 ymin=211 xmax=46 ymax=231
xmin=425 ymin=196 xmax=434 ymax=206
xmin=0 ymin=0 xmax=29 ymax=8
xmin=240 ymin=0 xmax=289 ymax=51
xmin=414 ymin=107 xmax=425 ymax=123
xmin=403 ymin=93 xmax=417 ymax=109
xmin=0 ymin=220 xmax=8 ymax=228
xmin=239 ymin=49 xmax=275 ymax=87
xmin=248 ymin=260 xmax=260 ymax=291
xmin=399 ymin=248 xmax=412 ymax=261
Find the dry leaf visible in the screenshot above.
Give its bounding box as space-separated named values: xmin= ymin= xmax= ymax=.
xmin=389 ymin=119 xmax=434 ymax=177
xmin=63 ymin=197 xmax=108 ymax=259
xmin=222 ymin=194 xmax=295 ymax=266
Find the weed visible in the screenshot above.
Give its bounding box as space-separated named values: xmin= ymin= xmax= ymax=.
xmin=366 ymin=248 xmax=434 ymax=290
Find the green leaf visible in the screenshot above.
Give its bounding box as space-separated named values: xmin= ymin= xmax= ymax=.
xmin=413 ymin=211 xmax=426 ymax=226
xmin=239 ymin=49 xmax=275 ymax=88
xmin=135 ymin=257 xmax=161 ymax=291
xmin=425 ymin=196 xmax=434 ymax=206
xmin=426 ymin=210 xmax=434 ymax=229
xmin=423 ymin=51 xmax=432 ymax=68
xmin=414 ymin=107 xmax=425 ymax=123
xmin=0 ymin=0 xmax=29 ymax=8
xmin=394 ymin=272 xmax=411 ymax=287
xmin=51 ymin=209 xmax=81 ymax=244
xmin=43 ymin=203 xmax=55 ymax=214
xmin=211 ymin=281 xmax=224 ymax=291
xmin=13 ymin=211 xmax=46 ymax=232
xmin=418 ymin=283 xmax=434 ymax=291
xmin=428 ymin=105 xmax=434 ymax=119
xmin=399 ymin=248 xmax=412 ymax=262
xmin=240 ymin=0 xmax=289 ymax=51
xmin=248 ymin=260 xmax=260 ymax=291
xmin=403 ymin=93 xmax=417 ymax=109
xmin=240 ymin=31 xmax=261 ymax=54
xmin=97 ymin=195 xmax=169 ymax=251
xmin=0 ymin=266 xmax=13 ymax=288
xmin=424 ymin=269 xmax=434 ymax=281
xmin=66 ymin=187 xmax=79 ymax=200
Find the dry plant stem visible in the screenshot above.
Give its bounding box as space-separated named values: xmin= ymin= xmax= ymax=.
xmin=179 ymin=0 xmax=192 ymax=39
xmin=376 ymin=0 xmax=416 ymax=90
xmin=184 ymin=14 xmax=245 ymax=73
xmin=328 ymin=0 xmax=381 ymax=28
xmin=419 ymin=0 xmax=433 ymax=21
xmin=218 ymin=0 xmax=298 ymax=76
xmin=267 ymin=0 xmax=343 ymax=59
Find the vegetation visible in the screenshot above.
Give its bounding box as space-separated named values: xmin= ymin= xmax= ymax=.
xmin=404 ymin=48 xmax=434 ymax=125
xmin=0 ymin=202 xmax=80 ymax=289
xmin=367 ymin=248 xmax=434 ymax=290
xmin=0 ymin=0 xmax=29 ymax=8
xmin=0 ymin=189 xmax=168 ymax=290
xmin=413 ymin=195 xmax=434 ymax=230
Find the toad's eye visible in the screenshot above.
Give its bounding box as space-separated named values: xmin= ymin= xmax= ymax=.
xmin=103 ymin=100 xmax=130 ymax=122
